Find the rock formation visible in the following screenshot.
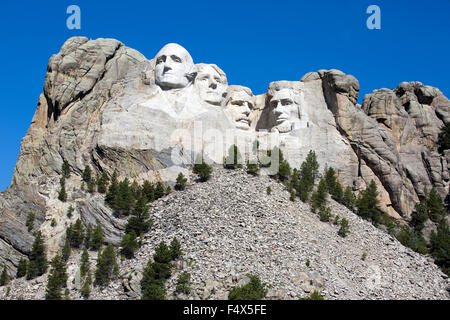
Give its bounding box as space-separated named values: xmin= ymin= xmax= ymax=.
xmin=0 ymin=37 xmax=448 ymax=298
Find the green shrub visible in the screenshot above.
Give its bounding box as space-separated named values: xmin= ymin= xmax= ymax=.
xmin=228 ymin=274 xmax=268 ymax=300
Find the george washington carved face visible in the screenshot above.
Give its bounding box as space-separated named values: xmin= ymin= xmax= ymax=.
xmin=154 ymin=43 xmax=196 ymax=90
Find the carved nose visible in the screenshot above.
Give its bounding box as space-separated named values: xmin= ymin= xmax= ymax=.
xmin=163 ymin=65 xmax=172 ymax=73
xmin=210 ymin=82 xmax=217 ymax=89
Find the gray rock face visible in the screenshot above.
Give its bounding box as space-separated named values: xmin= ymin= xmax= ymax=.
xmin=0 ymin=36 xmax=449 ymax=289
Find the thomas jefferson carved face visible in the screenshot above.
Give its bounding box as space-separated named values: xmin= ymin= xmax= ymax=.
xmin=270 ymin=88 xmax=300 ymax=133
xmin=195 ymin=64 xmax=227 ymax=105
xmin=155 ymin=43 xmax=196 ymax=90
xmin=225 ymin=87 xmax=254 ymax=130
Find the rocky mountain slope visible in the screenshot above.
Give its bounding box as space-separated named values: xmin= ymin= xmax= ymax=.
xmin=0 ymin=36 xmax=449 ymax=299
xmin=1 ymin=167 xmax=448 ymax=300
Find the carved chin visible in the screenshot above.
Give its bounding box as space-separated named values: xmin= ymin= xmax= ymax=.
xmin=274 ymin=121 xmax=291 ymax=133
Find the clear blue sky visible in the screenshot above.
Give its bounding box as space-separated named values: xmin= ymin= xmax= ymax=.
xmin=0 ymin=0 xmax=449 ymax=191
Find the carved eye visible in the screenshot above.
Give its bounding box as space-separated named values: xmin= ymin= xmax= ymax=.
xmin=281 ymin=99 xmax=293 ymax=106
xmin=232 ymin=100 xmax=243 ymax=106
xmin=156 ymin=55 xmax=166 ymax=64
xmin=171 ymin=55 xmax=182 ymax=63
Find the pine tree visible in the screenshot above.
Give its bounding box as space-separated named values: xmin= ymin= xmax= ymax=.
xmin=87 ymin=179 xmax=96 ymax=194
xmin=16 ymin=258 xmax=27 ymax=278
xmin=80 ymin=248 xmax=90 ymax=278
xmin=438 ymin=122 xmax=450 ymax=153
xmin=62 ymin=237 xmax=71 ymax=262
xmin=0 ymin=266 xmax=8 ymax=286
xmin=45 ymin=255 xmax=68 ymax=300
xmin=246 ymin=159 xmax=259 ymax=175
xmin=324 ymin=167 xmax=343 ymax=201
xmin=29 ymin=231 xmax=48 ymax=277
xmin=224 ymin=144 xmax=243 ymax=169
xmin=95 ymin=244 xmax=119 ymax=286
xmin=430 ymin=221 xmax=450 ymax=276
xmin=319 ymin=206 xmax=332 ymax=222
xmin=338 ymin=218 xmax=350 ymax=237
xmin=169 ymin=237 xmax=182 ymax=260
xmin=62 ymin=160 xmax=71 ymax=178
xmin=67 ymin=205 xmax=74 ymax=218
xmin=125 ymin=195 xmax=153 ymax=236
xmin=96 ymin=172 xmax=109 ymax=194
xmin=81 ymin=272 xmax=92 ymax=298
xmin=120 ymin=230 xmax=139 ymax=259
xmin=26 ymin=260 xmax=38 ymax=280
xmin=26 ymin=212 xmax=35 ymax=232
xmin=154 ymin=182 xmax=165 ymax=200
xmin=84 ymin=224 xmax=92 ymax=248
xmin=356 ymin=180 xmax=383 ymax=225
xmin=228 ymin=274 xmax=268 ymax=300
xmin=175 ymin=173 xmax=187 ymax=191
xmin=116 ymin=178 xmax=134 ymax=215
xmin=427 ymin=188 xmax=447 ymax=223
xmin=193 ymin=157 xmax=213 ymax=182
xmin=82 ymin=165 xmax=92 ymax=183
xmin=166 ymin=186 xmax=171 ymax=195
xmin=175 ymin=271 xmax=191 ymax=295
xmin=58 ymin=177 xmax=67 ymax=202
xmin=311 ymin=178 xmax=328 ymax=213
xmin=90 ymin=225 xmax=104 ymax=251
xmin=67 ymin=219 xmax=84 ymax=248
xmin=411 ymin=197 xmax=429 ymax=232
xmin=278 ymin=159 xmax=291 ymax=181
xmin=105 ymin=171 xmax=119 ymax=208
xmin=142 ymin=180 xmax=155 ymax=202
xmin=343 ymin=186 xmax=356 ymax=209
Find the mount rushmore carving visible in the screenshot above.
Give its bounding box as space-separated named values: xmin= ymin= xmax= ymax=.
xmin=8 ymin=37 xmax=450 ymax=222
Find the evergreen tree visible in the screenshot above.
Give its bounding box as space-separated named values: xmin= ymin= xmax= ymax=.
xmin=116 ymin=178 xmax=134 ymax=215
xmin=67 ymin=219 xmax=84 ymax=248
xmin=142 ymin=180 xmax=155 ymax=202
xmin=246 ymin=159 xmax=259 ymax=175
xmin=427 ymin=188 xmax=447 ymax=223
xmin=80 ymin=248 xmax=90 ymax=278
xmin=311 ymin=178 xmax=328 ymax=213
xmin=300 ymin=150 xmax=319 ymax=186
xmin=82 ymin=165 xmax=92 ymax=183
xmin=26 ymin=260 xmax=38 ymax=280
xmin=324 ymin=167 xmax=344 ymax=201
xmin=95 ymin=244 xmax=119 ymax=286
xmin=411 ymin=198 xmax=429 ymax=232
xmin=16 ymin=258 xmax=27 ymax=278
xmin=278 ymin=159 xmax=291 ymax=181
xmin=169 ymin=237 xmax=182 ymax=260
xmin=228 ymin=274 xmax=268 ymax=300
xmin=87 ymin=178 xmax=96 ymax=194
xmin=193 ymin=157 xmax=213 ymax=182
xmin=90 ymin=225 xmax=104 ymax=251
xmin=338 ymin=218 xmax=350 ymax=237
xmin=343 ymin=186 xmax=356 ymax=209
xmin=120 ymin=230 xmax=139 ymax=259
xmin=62 ymin=237 xmax=71 ymax=262
xmin=356 ymin=180 xmax=383 ymax=225
xmin=81 ymin=272 xmax=92 ymax=298
xmin=125 ymin=195 xmax=153 ymax=236
xmin=175 ymin=173 xmax=187 ymax=191
xmin=67 ymin=205 xmax=74 ymax=218
xmin=438 ymin=122 xmax=450 ymax=153
xmin=105 ymin=171 xmax=119 ymax=208
xmin=62 ymin=160 xmax=71 ymax=178
xmin=29 ymin=231 xmax=48 ymax=277
xmin=166 ymin=186 xmax=171 ymax=195
xmin=58 ymin=177 xmax=67 ymax=202
xmin=430 ymin=221 xmax=450 ymax=276
xmin=154 ymin=182 xmax=165 ymax=200
xmin=0 ymin=266 xmax=8 ymax=286
xmin=224 ymin=144 xmax=243 ymax=169
xmin=319 ymin=206 xmax=332 ymax=222
xmin=96 ymin=172 xmax=109 ymax=194
xmin=26 ymin=212 xmax=35 ymax=232
xmin=84 ymin=224 xmax=92 ymax=248
xmin=175 ymin=271 xmax=191 ymax=295
xmin=45 ymin=255 xmax=68 ymax=300
xmin=141 ymin=277 xmax=167 ymax=300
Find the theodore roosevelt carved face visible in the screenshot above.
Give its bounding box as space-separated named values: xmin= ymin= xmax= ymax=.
xmin=195 ymin=63 xmax=227 ymax=106
xmin=154 ymin=43 xmax=196 ymax=90
xmin=224 ymin=86 xmax=254 ymax=130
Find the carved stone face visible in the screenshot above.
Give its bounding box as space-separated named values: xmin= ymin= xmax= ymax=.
xmin=155 ymin=43 xmax=195 ymax=90
xmin=270 ymin=89 xmax=300 ymax=133
xmin=195 ymin=64 xmax=227 ymax=105
xmin=225 ymin=89 xmax=254 ymax=130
